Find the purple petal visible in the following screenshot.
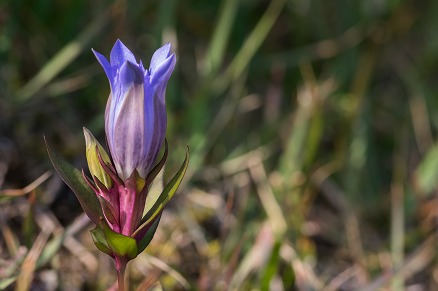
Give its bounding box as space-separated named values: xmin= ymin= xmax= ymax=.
xmin=104 ymin=94 xmax=113 ymax=148
xmin=110 ymin=39 xmax=137 ymax=67
xmin=105 ymin=62 xmax=144 ymax=151
xmin=101 ymin=41 xmax=176 ymax=181
xmin=92 ymin=49 xmax=115 ymax=90
xmin=137 ymin=83 xmax=167 ymax=178
xmin=109 ymin=62 xmax=144 ymax=130
xmin=149 ymin=43 xmax=171 ymax=72
xmin=150 ymin=53 xmax=176 ymax=91
xmin=111 ymin=83 xmax=145 ymax=180
xmin=119 ymin=61 xmax=143 ymax=85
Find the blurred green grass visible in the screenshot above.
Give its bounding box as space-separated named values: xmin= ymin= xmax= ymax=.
xmin=1 ymin=0 xmax=438 ymax=290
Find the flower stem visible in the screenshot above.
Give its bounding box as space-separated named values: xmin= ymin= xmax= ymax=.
xmin=116 ymin=257 xmax=127 ymax=291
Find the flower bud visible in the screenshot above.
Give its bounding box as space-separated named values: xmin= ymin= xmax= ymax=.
xmin=83 ymin=127 xmax=113 ymax=189
xmin=93 ymin=40 xmax=176 ymax=181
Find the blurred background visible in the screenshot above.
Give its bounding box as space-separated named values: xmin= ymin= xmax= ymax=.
xmin=1 ymin=0 xmax=438 ymax=290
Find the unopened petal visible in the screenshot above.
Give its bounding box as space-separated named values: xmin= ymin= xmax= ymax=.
xmin=149 ymin=43 xmax=171 ymax=72
xmin=92 ymin=49 xmax=115 ymax=91
xmin=106 ymin=61 xmax=145 ymax=168
xmin=150 ymin=53 xmax=176 ymax=90
xmin=111 ymin=83 xmax=146 ymax=180
xmin=110 ymin=39 xmax=137 ymax=67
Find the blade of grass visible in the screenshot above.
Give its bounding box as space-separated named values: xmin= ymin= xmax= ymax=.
xmin=15 ymin=7 xmax=111 ymax=103
xmin=214 ymin=0 xmax=286 ymax=91
xmin=154 ymin=0 xmax=178 ymax=45
xmin=342 ymin=45 xmax=379 ymax=284
xmin=204 ymin=0 xmax=239 ymax=76
xmin=391 ymin=128 xmax=408 ymax=290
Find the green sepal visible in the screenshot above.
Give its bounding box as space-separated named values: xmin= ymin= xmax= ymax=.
xmin=137 ymin=214 xmax=162 ymax=254
xmin=90 ymin=225 xmax=113 ymax=256
xmin=100 ymin=219 xmax=138 ymax=260
xmin=141 ymin=140 xmax=168 ymax=214
xmin=44 ymin=136 xmax=103 ymax=225
xmin=144 ymin=139 xmax=168 ymax=186
xmin=143 ymin=161 xmax=164 ymax=217
xmin=133 ymin=146 xmax=189 ymax=238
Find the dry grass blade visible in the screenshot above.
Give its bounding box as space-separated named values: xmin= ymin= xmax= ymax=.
xmin=134 ymin=254 xmax=190 ymax=290
xmin=280 ymin=243 xmax=322 ymax=290
xmin=135 ymin=267 xmax=162 ymax=291
xmin=15 ymin=226 xmax=54 ymax=291
xmin=0 ymin=171 xmax=52 ymax=197
xmin=229 ymin=222 xmax=275 ymax=289
xmin=249 ymin=162 xmax=287 ymax=237
xmin=360 ymin=234 xmax=437 ymax=291
xmin=178 ymin=204 xmax=208 ymax=256
xmin=311 ymin=165 xmax=370 ymax=284
xmin=34 ymin=207 xmax=97 ymax=272
xmin=63 ymin=236 xmax=98 ymax=273
xmin=322 ymin=265 xmax=361 ymax=291
xmin=0 ymin=212 xmax=19 ymax=256
xmin=219 ymin=145 xmax=273 ymax=177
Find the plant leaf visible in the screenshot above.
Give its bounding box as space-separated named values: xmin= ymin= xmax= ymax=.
xmin=90 ymin=225 xmax=113 ymax=256
xmin=44 ymin=136 xmax=103 ymax=224
xmin=136 ymin=214 xmax=161 ymax=254
xmin=0 ymin=277 xmax=17 ymax=289
xmin=101 ymin=219 xmax=138 ymax=260
xmin=133 ymin=146 xmax=189 ymax=239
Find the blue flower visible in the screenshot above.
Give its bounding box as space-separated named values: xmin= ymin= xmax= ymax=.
xmin=92 ymin=39 xmax=176 ymax=180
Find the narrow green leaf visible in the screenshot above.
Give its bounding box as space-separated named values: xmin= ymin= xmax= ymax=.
xmin=101 ymin=220 xmax=138 ymax=260
xmin=137 ymin=215 xmax=162 ymax=254
xmin=0 ymin=277 xmax=17 ymax=289
xmin=44 ymin=136 xmax=103 ymax=224
xmin=260 ymin=240 xmax=281 ymax=290
xmin=133 ymin=147 xmax=189 ymax=238
xmin=90 ymin=225 xmax=113 ymax=256
xmin=416 ymin=143 xmax=438 ymax=195
xmin=36 ymin=233 xmax=65 ymax=267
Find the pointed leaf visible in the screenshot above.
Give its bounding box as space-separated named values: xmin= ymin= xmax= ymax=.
xmin=90 ymin=225 xmax=113 ymax=256
xmin=136 ymin=214 xmax=162 ymax=254
xmin=101 ymin=219 xmax=138 ymax=260
xmin=44 ymin=136 xmax=102 ymax=224
xmin=133 ymin=147 xmax=189 ymax=238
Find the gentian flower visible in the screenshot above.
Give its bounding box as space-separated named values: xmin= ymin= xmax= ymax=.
xmin=93 ymin=40 xmax=176 ymax=181
xmin=45 ymin=40 xmax=189 ymax=289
